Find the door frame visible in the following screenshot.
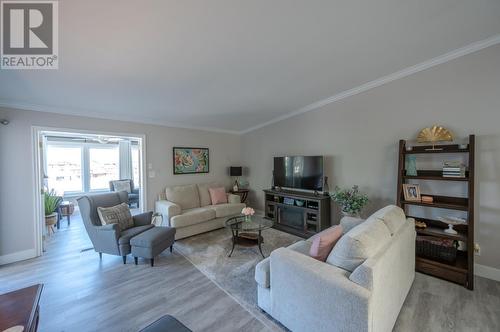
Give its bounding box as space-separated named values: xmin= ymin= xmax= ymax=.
xmin=31 ymin=126 xmax=148 ymax=256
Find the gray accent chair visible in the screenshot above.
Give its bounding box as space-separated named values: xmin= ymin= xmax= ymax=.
xmin=109 ymin=179 xmax=140 ymax=208
xmin=77 ymin=192 xmax=154 ymax=264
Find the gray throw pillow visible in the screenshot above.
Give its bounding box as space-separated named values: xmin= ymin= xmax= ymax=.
xmin=113 ymin=180 xmax=131 ymax=193
xmin=97 ymin=203 xmax=134 ymax=230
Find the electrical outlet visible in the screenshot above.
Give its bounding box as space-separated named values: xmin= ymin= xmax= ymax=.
xmin=474 ymin=243 xmax=481 ymax=256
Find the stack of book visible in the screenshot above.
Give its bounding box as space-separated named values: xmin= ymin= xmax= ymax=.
xmin=442 ymin=161 xmax=466 ymax=178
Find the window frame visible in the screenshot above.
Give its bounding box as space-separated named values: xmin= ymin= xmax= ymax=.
xmin=87 ymin=143 xmax=120 ymax=192
xmin=45 ymin=141 xmax=85 ymax=196
xmin=46 ymin=141 xmax=121 ymax=196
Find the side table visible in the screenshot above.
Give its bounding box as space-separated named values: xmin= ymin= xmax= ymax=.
xmin=57 ymin=201 xmax=74 ymax=229
xmin=0 ymin=284 xmax=43 ymax=332
xmin=230 ymin=189 xmax=249 ymax=203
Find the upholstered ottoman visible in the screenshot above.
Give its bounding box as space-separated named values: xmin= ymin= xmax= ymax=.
xmin=139 ymin=315 xmax=191 ymax=332
xmin=131 ymin=226 xmax=176 ymax=266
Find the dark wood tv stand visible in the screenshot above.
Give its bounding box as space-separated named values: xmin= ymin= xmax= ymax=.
xmin=264 ymin=189 xmax=331 ymax=238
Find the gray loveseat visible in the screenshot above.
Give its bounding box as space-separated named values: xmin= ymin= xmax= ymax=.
xmin=77 ymin=192 xmax=154 ymax=264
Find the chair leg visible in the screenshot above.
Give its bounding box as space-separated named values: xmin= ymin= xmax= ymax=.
xmin=150 ymin=258 xmax=154 ymax=267
xmin=134 ymin=257 xmax=138 ymax=265
xmin=99 ymin=252 xmax=102 ymax=260
xmin=122 ymin=256 xmax=127 ymax=264
xmin=170 ymin=245 xmax=173 ymax=253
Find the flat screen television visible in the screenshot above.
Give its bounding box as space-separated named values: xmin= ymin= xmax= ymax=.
xmin=273 ymin=156 xmax=324 ymax=191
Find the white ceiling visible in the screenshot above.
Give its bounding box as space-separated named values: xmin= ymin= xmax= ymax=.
xmin=1 ymin=0 xmax=500 ymax=133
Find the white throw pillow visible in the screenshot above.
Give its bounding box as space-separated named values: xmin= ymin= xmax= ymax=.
xmin=369 ymin=205 xmax=406 ymax=235
xmin=113 ymin=180 xmax=131 ymax=193
xmin=97 ymin=203 xmax=134 ymax=230
xmin=326 ymin=217 xmax=391 ymax=272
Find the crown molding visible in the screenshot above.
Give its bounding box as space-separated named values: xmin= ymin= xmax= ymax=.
xmin=240 ymin=34 xmax=500 ymax=135
xmin=1 ymin=34 xmax=499 ymax=136
xmin=0 ymin=101 xmax=241 ymax=135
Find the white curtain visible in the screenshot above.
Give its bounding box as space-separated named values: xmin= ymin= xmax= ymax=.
xmin=119 ymin=140 xmax=133 ymax=180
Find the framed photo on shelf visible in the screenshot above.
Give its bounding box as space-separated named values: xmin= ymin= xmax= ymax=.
xmin=403 ymin=184 xmax=421 ymax=201
xmin=173 ymin=147 xmax=209 ymax=174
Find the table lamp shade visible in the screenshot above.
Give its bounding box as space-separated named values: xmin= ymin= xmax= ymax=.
xmin=230 ymin=166 xmax=242 ymax=177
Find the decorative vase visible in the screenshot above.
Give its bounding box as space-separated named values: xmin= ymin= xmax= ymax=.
xmin=341 ymin=210 xmax=360 ymax=218
xmin=323 ymin=176 xmax=330 ymax=196
xmin=244 ymin=215 xmax=252 ymax=222
xmin=405 ymin=155 xmax=418 ymax=176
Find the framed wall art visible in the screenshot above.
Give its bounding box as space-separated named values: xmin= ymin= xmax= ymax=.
xmin=173 ymin=147 xmax=209 ymax=174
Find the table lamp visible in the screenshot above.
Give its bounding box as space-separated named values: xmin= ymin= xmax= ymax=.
xmin=230 ymin=166 xmax=243 ymax=191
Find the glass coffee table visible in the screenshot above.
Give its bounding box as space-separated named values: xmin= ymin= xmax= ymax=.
xmin=225 ymin=215 xmax=274 ymax=258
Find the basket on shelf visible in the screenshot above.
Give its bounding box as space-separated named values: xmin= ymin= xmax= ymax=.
xmin=416 ymin=235 xmax=457 ymax=263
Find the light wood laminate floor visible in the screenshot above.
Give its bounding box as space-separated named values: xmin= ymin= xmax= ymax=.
xmin=0 ymin=213 xmax=269 ymax=332
xmin=1 ymin=212 xmax=499 ymax=332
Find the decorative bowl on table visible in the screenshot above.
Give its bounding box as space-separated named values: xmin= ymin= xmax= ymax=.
xmin=437 ymin=216 xmax=467 ymax=235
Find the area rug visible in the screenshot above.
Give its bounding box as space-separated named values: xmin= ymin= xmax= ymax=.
xmin=175 ymin=227 xmax=301 ymax=331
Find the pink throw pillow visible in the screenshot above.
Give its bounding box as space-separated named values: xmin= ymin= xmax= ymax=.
xmin=309 ymin=225 xmax=343 ymax=262
xmin=209 ymin=187 xmax=228 ymax=205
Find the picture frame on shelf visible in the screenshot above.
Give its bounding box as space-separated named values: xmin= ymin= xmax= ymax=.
xmin=403 ymin=183 xmax=421 ymax=201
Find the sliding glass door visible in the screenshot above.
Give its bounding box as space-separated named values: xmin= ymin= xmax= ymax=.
xmin=89 ymin=146 xmax=120 ymax=191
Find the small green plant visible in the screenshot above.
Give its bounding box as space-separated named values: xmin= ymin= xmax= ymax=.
xmin=331 ymin=185 xmax=369 ymax=216
xmin=44 ymin=189 xmax=62 ymax=216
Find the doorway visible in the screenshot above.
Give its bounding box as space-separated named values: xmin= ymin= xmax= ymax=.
xmin=32 ymin=128 xmax=147 ymax=255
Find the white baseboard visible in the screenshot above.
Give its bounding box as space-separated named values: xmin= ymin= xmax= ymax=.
xmin=475 ymin=264 xmax=500 ymax=282
xmin=0 ymin=249 xmax=37 ymax=265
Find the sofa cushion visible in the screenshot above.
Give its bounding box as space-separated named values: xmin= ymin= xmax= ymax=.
xmin=165 ymin=184 xmax=200 ymax=210
xmin=340 ymin=216 xmax=365 ymax=234
xmin=207 ymin=203 xmax=245 ymax=218
xmin=209 ymin=187 xmax=228 ymax=205
xmin=170 ymin=207 xmax=216 ymax=228
xmin=97 ymin=202 xmax=134 ymax=230
xmin=197 ymin=182 xmax=220 ymax=207
xmin=369 ymin=205 xmax=406 ymax=235
xmin=118 ymin=224 xmax=154 ymax=244
xmin=326 ymin=217 xmax=391 ymax=272
xmin=309 ymin=225 xmax=343 ymax=262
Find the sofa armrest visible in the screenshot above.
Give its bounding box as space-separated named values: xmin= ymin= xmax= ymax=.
xmin=270 ymin=248 xmax=371 ymax=332
xmin=96 ymin=223 xmax=119 ymax=232
xmin=92 ymin=223 xmax=121 ymax=254
xmin=255 ymin=257 xmax=271 ymax=288
xmin=155 ymin=200 xmax=181 ymax=226
xmin=133 ymin=211 xmax=153 ymax=226
xmin=227 ymin=194 xmax=241 ymax=204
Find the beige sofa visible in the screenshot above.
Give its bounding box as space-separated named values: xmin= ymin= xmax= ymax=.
xmin=255 ymin=205 xmax=416 ymax=332
xmin=155 ymin=183 xmax=245 ymax=240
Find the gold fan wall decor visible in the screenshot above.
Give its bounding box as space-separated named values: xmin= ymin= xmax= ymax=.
xmin=417 ymin=125 xmax=454 ymax=150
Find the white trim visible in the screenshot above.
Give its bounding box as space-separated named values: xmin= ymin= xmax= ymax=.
xmin=475 ymin=263 xmax=500 ymax=282
xmin=0 ymin=101 xmax=241 ymax=135
xmin=1 ymin=35 xmax=499 ymax=135
xmin=31 ymin=126 xmax=148 ymax=261
xmin=240 ymin=34 xmax=500 ymax=134
xmin=31 ymin=127 xmax=43 ymax=256
xmin=0 ymin=249 xmax=37 ymax=265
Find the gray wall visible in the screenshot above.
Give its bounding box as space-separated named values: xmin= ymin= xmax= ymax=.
xmin=241 ymin=45 xmax=500 ymax=270
xmin=0 ymin=108 xmax=241 ymax=259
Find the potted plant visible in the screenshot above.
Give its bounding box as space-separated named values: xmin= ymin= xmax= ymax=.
xmin=331 ymin=185 xmax=369 ymax=217
xmin=44 ymin=189 xmax=62 ymax=231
